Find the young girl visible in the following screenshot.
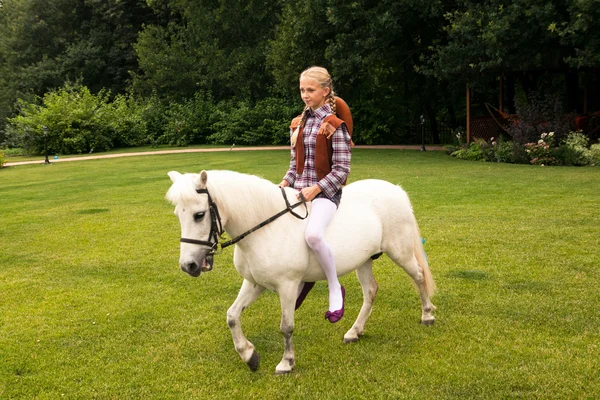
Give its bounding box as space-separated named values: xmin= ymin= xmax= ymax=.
xmin=279 ymin=66 xmax=352 ymax=323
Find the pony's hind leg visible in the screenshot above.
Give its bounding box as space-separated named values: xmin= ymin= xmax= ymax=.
xmin=226 ymin=279 xmax=265 ymax=371
xmin=344 ymin=260 xmax=378 ymax=343
xmin=387 ymin=250 xmax=436 ymax=325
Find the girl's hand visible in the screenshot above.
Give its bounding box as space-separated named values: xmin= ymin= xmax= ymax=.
xmin=279 ymin=180 xmax=290 ymax=187
xmin=297 ymin=185 xmax=321 ymax=202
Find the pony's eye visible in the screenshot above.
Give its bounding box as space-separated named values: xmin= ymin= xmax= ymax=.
xmin=193 ymin=212 xmax=206 ymax=221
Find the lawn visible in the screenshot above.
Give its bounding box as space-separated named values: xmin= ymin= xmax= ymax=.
xmin=1 ymin=149 xmax=599 ymax=399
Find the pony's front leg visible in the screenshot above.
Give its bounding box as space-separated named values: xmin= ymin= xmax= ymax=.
xmin=227 ymin=279 xmax=265 ymax=371
xmin=275 ymin=282 xmax=297 ymax=375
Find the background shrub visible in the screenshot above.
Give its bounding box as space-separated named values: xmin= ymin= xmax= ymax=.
xmin=5 ymin=84 xmax=169 ymax=154
xmin=104 ymin=94 xmax=149 ymax=148
xmin=589 ymin=144 xmax=600 ymax=166
xmin=138 ymin=94 xmax=169 ymax=146
xmin=447 ymin=130 xmax=599 ymax=166
xmin=208 ymin=97 xmax=297 ymax=145
xmin=6 ymin=83 xmax=115 ymax=155
xmin=509 ymin=91 xmax=574 ymax=146
xmin=155 ymin=92 xmax=217 ymax=146
xmin=555 ymin=131 xmax=590 ymax=166
xmin=493 ymin=140 xmax=517 ymax=163
xmin=451 ymin=142 xmax=485 ymax=161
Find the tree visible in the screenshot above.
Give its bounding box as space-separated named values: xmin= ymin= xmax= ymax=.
xmin=0 ymin=0 xmax=153 ymax=142
xmin=557 ymin=0 xmax=600 ymax=68
xmin=424 ymin=1 xmax=572 ymax=80
xmin=268 ymin=0 xmax=453 ymax=144
xmin=132 ymin=0 xmax=282 ymax=102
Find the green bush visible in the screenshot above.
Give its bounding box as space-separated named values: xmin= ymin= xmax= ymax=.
xmin=104 ymin=94 xmax=149 ymax=148
xmin=443 ymin=144 xmax=460 ymax=155
xmin=252 ymin=97 xmax=298 ymax=145
xmin=0 ymin=149 xmax=5 ymax=168
xmin=5 ymin=83 xmax=155 ymax=155
xmin=7 ymin=83 xmax=113 ymax=155
xmin=493 ymin=140 xmax=517 ymax=163
xmin=451 ymin=141 xmax=486 ymax=161
xmin=156 ymin=92 xmax=217 ymax=146
xmin=555 ymin=131 xmax=590 ymax=166
xmin=5 ymin=84 xmax=300 ymax=152
xmin=1 ymin=147 xmax=25 ymax=156
xmin=590 ymin=144 xmax=600 ymax=166
xmin=208 ymin=97 xmax=297 ymax=146
xmin=448 ymin=131 xmax=599 ymax=166
xmin=139 ymin=94 xmax=169 ymax=146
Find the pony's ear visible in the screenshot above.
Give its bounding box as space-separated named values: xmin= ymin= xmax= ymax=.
xmin=168 ymin=171 xmax=182 ymax=183
xmin=197 ymin=170 xmax=208 ymax=188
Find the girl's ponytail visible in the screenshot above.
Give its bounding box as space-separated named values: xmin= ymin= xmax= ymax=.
xmin=328 ymin=93 xmax=337 ymax=114
xmin=291 ymin=106 xmax=310 ymax=146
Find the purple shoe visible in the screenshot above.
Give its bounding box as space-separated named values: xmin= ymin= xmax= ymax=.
xmin=295 ymin=282 xmax=315 ymax=310
xmin=325 ymin=286 xmax=345 ymax=323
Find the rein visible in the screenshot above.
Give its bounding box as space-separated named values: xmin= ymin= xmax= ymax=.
xmin=180 ymin=186 xmax=308 ymax=254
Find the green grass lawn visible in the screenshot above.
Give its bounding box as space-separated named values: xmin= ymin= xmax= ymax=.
xmin=1 ymin=149 xmax=599 ymax=399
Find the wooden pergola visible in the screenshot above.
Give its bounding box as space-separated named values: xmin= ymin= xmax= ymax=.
xmin=465 ymin=70 xmax=600 ymax=143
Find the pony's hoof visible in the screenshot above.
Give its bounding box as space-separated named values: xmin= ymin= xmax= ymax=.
xmin=274 ymin=368 xmax=292 ymax=376
xmin=246 ymin=351 xmax=261 ymax=371
xmin=421 ymin=318 xmax=435 ymax=326
xmin=275 ymin=358 xmax=294 ymax=374
xmin=344 ymin=328 xmax=363 ymax=344
xmin=344 ymin=336 xmax=359 ymax=344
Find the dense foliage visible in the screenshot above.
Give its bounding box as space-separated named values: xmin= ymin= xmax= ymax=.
xmin=446 ymin=131 xmax=600 ymax=166
xmin=1 ymin=0 xmax=600 ymax=153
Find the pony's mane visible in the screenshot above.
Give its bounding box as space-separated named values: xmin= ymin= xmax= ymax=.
xmin=206 ymin=171 xmax=282 ymax=217
xmin=166 ymin=170 xmax=282 ymax=217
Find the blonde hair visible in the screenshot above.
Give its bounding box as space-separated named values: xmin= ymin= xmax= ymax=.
xmin=291 ymin=66 xmax=337 ymax=146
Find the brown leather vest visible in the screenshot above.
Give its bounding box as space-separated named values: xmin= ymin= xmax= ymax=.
xmin=290 ymin=97 xmax=353 ymax=182
xmin=291 ymin=114 xmax=345 ymax=181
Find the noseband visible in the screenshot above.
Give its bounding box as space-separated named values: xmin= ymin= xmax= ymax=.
xmin=180 ymin=187 xmax=308 ymax=255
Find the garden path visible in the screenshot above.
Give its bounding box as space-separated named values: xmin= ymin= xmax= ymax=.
xmin=4 ymin=145 xmax=444 ymax=167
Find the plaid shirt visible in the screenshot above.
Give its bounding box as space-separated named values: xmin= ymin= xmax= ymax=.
xmin=283 ymin=103 xmax=352 ymax=204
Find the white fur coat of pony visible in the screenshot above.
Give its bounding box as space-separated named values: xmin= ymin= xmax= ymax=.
xmin=166 ymin=170 xmax=435 ymax=374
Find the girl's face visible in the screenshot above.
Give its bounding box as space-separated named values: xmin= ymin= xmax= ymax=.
xmin=299 ymin=77 xmax=330 ymax=110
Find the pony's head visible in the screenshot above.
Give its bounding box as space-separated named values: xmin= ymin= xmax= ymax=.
xmin=166 ymin=170 xmax=217 ymax=277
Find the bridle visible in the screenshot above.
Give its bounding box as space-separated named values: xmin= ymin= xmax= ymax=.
xmin=179 ymin=188 xmax=224 ymax=255
xmin=180 ymin=186 xmax=308 ymax=256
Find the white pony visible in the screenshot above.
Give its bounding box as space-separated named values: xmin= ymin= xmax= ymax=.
xmin=166 ymin=170 xmax=436 ymax=374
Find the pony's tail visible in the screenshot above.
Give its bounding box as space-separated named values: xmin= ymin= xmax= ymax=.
xmin=413 ymin=221 xmax=436 ymax=297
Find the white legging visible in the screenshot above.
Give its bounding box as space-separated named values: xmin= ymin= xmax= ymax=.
xmin=305 ymin=198 xmax=342 ymax=309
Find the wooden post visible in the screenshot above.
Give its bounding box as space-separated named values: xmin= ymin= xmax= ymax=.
xmin=466 ymin=82 xmax=471 ymax=144
xmin=499 ymin=74 xmax=504 ymax=113
xmin=583 ymin=74 xmax=588 ymax=115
